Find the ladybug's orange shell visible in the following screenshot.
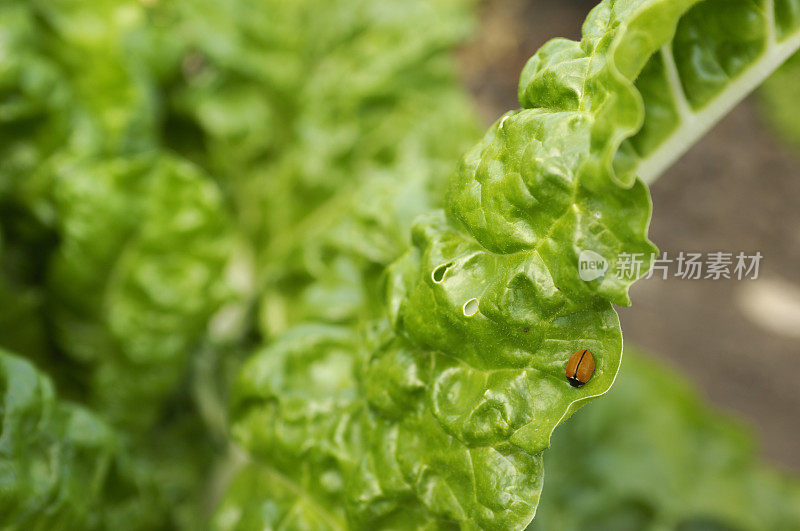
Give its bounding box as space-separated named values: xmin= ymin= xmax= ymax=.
xmin=566 ymin=349 xmax=595 ymax=386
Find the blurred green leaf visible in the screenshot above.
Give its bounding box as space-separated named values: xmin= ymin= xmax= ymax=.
xmin=32 ymin=154 xmax=239 ymax=430
xmin=761 ymin=51 xmax=800 ymax=149
xmin=0 ymin=348 xmax=178 ymax=530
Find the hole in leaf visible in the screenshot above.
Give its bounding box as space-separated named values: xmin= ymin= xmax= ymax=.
xmin=463 ymin=298 xmax=479 ymax=317
xmin=431 ymin=261 xmax=453 ymax=283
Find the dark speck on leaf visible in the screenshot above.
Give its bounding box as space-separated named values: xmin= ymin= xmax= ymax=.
xmin=523 ymin=327 xmax=530 ymax=333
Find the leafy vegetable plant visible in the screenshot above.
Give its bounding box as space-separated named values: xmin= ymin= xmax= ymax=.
xmin=2 ymin=0 xmax=800 ymax=529
xmin=220 ymin=0 xmax=800 ymax=529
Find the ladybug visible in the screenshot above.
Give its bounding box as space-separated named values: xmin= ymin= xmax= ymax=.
xmin=566 ymin=349 xmax=595 ymax=387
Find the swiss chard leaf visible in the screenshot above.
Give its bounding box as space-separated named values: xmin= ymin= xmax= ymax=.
xmin=621 ymin=0 xmax=800 ymax=183
xmin=0 ymin=349 xmax=114 ymax=527
xmin=0 ymin=347 xmax=220 ymax=530
xmin=28 ymin=154 xmax=238 ymax=431
xmin=223 ymin=0 xmax=800 ymax=528
xmin=0 ymin=349 xmax=163 ymax=529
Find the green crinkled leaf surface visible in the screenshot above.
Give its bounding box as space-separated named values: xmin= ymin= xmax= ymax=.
xmin=0 ymin=348 xmax=174 ymax=530
xmin=28 ymin=154 xmax=238 ymax=431
xmin=222 ymin=0 xmax=800 ymax=528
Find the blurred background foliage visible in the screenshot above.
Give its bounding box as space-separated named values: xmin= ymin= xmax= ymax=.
xmin=1 ymin=0 xmax=799 ymax=529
